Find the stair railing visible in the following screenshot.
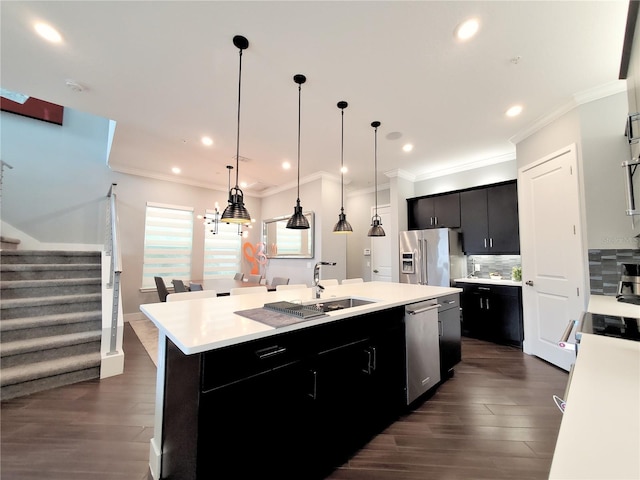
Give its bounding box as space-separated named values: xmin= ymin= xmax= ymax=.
xmin=106 ymin=183 xmax=123 ymax=356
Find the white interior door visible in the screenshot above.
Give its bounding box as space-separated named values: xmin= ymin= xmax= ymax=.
xmin=371 ymin=205 xmax=392 ymax=282
xmin=519 ymin=144 xmax=586 ymax=371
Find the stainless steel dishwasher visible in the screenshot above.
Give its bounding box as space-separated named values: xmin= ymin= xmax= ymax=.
xmin=405 ymin=300 xmax=441 ymax=404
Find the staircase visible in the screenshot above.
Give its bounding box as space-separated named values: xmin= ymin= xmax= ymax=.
xmin=0 ymin=250 xmax=102 ymax=400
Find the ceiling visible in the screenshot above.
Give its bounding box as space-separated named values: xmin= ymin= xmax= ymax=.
xmin=0 ymin=1 xmax=630 ymax=196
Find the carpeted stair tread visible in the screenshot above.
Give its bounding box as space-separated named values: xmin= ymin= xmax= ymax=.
xmin=0 ymin=352 xmax=101 ymax=387
xmin=0 ymin=293 xmax=102 ymax=310
xmin=0 ymin=250 xmax=100 ymax=265
xmin=0 ymin=311 xmax=102 ymax=332
xmin=0 ymin=278 xmax=102 ymax=290
xmin=1 ymin=330 xmax=102 ymax=358
xmin=0 ymin=263 xmax=100 ymax=272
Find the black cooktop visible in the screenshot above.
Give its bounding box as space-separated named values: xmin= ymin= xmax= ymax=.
xmin=577 ymin=312 xmax=640 ymax=342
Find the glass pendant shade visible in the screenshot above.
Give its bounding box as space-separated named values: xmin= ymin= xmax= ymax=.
xmin=333 ymin=101 xmax=352 ymax=233
xmin=222 ymin=34 xmax=252 ymax=224
xmin=286 ymin=200 xmax=310 ymax=229
xmin=367 ymin=121 xmax=386 ymax=237
xmin=287 ymin=74 xmax=310 ymax=230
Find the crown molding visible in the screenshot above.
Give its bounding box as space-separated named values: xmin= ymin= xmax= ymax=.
xmin=347 ymin=182 xmax=391 ymax=198
xmin=510 ymin=80 xmax=627 ymax=145
xmin=110 ymin=163 xmax=230 ymax=193
xmin=258 ymin=170 xmax=342 ymax=197
xmin=384 ymin=169 xmax=415 ymax=181
xmin=413 ymin=152 xmax=516 ymax=181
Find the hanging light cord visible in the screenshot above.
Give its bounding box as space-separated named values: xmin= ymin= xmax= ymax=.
xmin=340 ymin=108 xmax=345 ymax=213
xmin=234 ymin=47 xmax=243 ymax=189
xmin=374 ymin=124 xmax=378 ymax=215
xmin=296 ymin=82 xmax=302 ymax=201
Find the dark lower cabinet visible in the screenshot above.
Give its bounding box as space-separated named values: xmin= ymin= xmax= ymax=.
xmin=458 ymin=282 xmax=523 ymax=347
xmin=160 ymin=307 xmax=406 ymax=480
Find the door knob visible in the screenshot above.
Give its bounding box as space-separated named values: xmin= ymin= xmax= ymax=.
xmin=525 ymin=280 xmax=534 ymax=286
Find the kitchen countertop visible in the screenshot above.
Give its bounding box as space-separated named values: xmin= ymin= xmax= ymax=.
xmin=587 ymin=293 xmax=639 ymax=317
xmin=454 ymin=277 xmax=523 ymax=287
xmin=548 ymin=294 xmax=640 ymax=479
xmin=140 ymin=281 xmax=461 ymax=355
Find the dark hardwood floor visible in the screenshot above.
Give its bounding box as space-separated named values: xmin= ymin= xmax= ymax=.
xmin=1 ymin=325 xmax=568 ymax=480
xmin=1 ymin=324 xmax=156 ymax=480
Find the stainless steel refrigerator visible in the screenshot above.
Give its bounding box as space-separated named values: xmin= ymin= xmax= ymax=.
xmin=399 ymin=228 xmax=465 ymax=286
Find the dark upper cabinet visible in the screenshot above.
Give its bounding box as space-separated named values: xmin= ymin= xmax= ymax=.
xmin=408 ymin=192 xmax=460 ymax=229
xmin=460 ymin=181 xmax=520 ymax=254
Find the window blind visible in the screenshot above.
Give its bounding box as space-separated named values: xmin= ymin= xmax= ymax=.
xmin=203 ymin=214 xmax=242 ymax=278
xmin=142 ymin=203 xmax=194 ymax=289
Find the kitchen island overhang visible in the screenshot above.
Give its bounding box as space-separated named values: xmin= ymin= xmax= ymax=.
xmin=141 ymin=281 xmax=461 ymax=480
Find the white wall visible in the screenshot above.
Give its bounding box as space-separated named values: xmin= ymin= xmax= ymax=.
xmin=517 ymin=92 xmax=634 ymax=250
xmin=345 ymin=187 xmax=391 ymax=281
xmin=1 ymin=108 xmax=113 ymax=244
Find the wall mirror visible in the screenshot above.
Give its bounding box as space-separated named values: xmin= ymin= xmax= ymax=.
xmin=263 ymin=212 xmax=314 ymax=258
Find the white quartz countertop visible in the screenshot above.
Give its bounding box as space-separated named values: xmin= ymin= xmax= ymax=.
xmin=548 ymin=333 xmax=640 ymax=479
xmin=549 ymin=294 xmax=640 ymax=479
xmin=453 ymin=277 xmax=522 ymax=287
xmin=140 ymin=281 xmax=461 ymax=355
xmin=587 ymin=294 xmax=639 ymax=317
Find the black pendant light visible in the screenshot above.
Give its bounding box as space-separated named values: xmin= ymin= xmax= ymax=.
xmin=368 ymin=121 xmax=386 ymax=237
xmin=286 ymin=74 xmax=310 ymax=229
xmin=333 ymin=101 xmax=353 ymax=233
xmin=221 ymin=35 xmax=251 ymax=224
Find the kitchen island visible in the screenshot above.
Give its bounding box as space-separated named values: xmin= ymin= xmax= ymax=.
xmin=141 ymin=281 xmax=460 ymax=480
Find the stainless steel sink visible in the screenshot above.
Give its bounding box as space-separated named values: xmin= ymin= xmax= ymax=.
xmin=306 ymin=297 xmax=376 ymax=312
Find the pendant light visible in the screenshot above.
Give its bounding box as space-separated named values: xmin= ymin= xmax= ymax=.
xmin=368 ymin=121 xmax=386 ymax=237
xmin=286 ymin=74 xmax=310 ymax=229
xmin=221 ymin=35 xmax=252 ymax=224
xmin=333 ymin=101 xmax=353 ymax=233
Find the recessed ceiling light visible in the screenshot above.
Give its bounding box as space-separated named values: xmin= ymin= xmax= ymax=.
xmin=240 ymin=181 xmax=247 ymax=188
xmin=403 ymin=144 xmax=414 ymax=153
xmin=455 ymin=18 xmax=479 ymax=41
xmin=201 ymin=136 xmax=213 ymax=146
xmin=506 ymin=105 xmax=523 ymax=117
xmin=172 ymin=167 xmax=181 ymax=174
xmin=282 ymin=161 xmax=291 ymax=170
xmin=34 ymin=22 xmax=62 ymax=43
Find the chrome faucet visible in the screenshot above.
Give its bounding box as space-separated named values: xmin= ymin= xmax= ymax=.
xmin=313 ymin=261 xmax=336 ymax=298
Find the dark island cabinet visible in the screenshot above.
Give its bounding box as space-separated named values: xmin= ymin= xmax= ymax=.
xmin=408 ymin=192 xmax=460 ymax=229
xmin=457 ymin=282 xmax=523 ymax=347
xmin=160 ymin=307 xmax=406 ymax=480
xmin=460 ymin=181 xmax=520 ymax=254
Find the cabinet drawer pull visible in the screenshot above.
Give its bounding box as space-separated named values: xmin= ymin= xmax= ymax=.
xmin=255 ymin=345 xmax=287 ymax=360
xmin=478 ymin=287 xmax=490 ymax=291
xmin=308 ymin=369 xmax=317 ymax=400
xmin=362 ymin=347 xmax=377 ymax=375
